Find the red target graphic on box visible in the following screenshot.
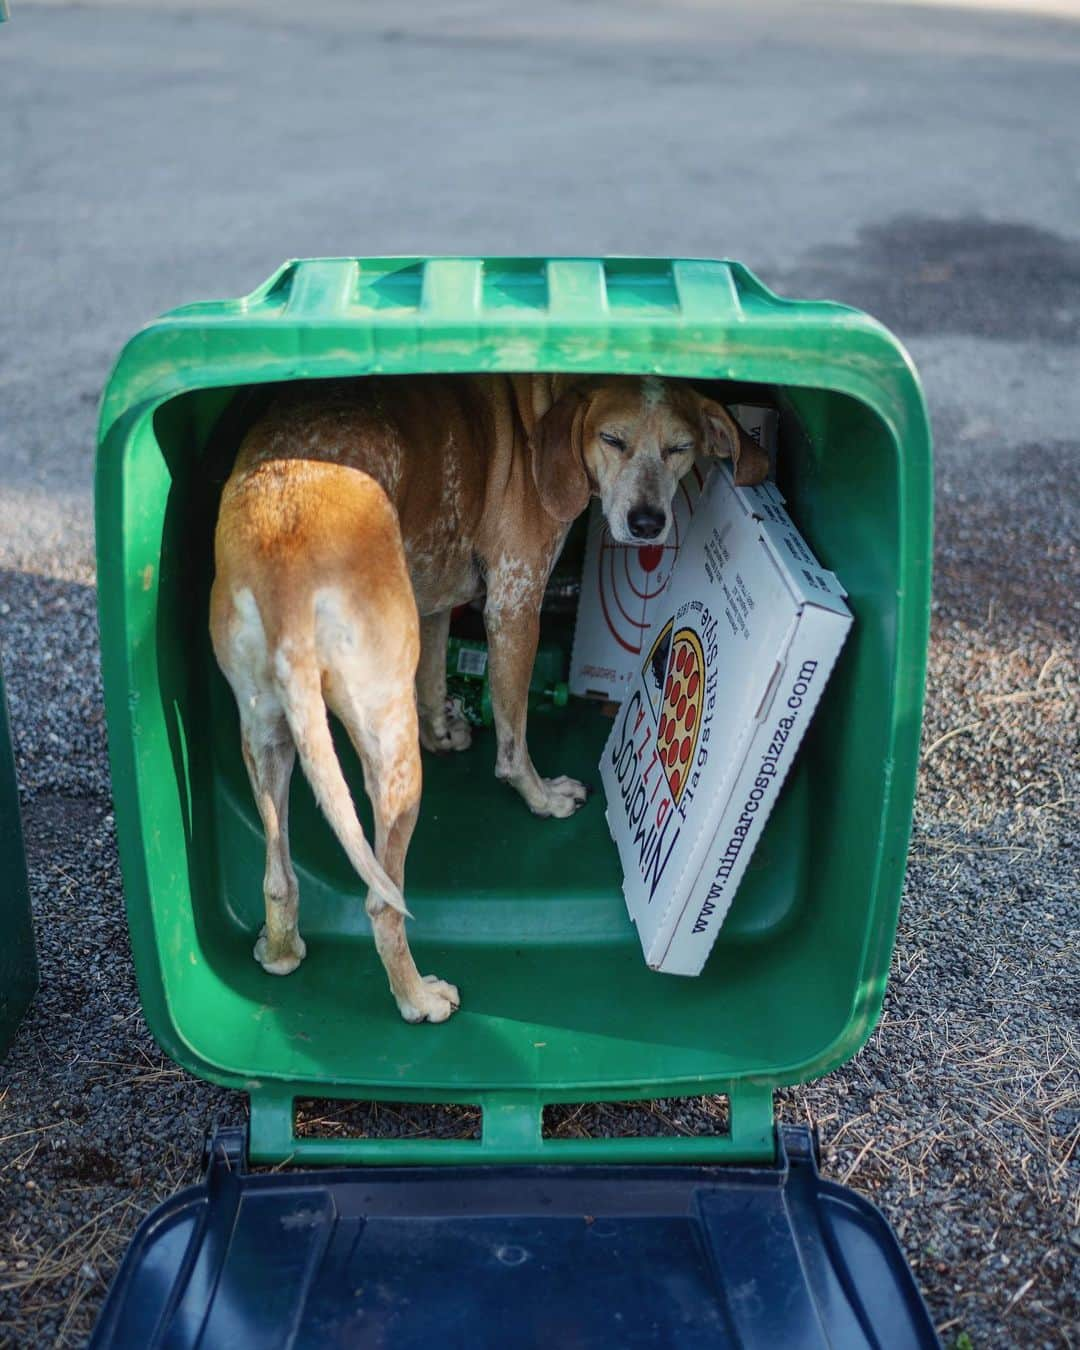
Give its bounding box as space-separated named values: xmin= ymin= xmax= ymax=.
xmin=596 ymin=465 xmax=706 ymax=655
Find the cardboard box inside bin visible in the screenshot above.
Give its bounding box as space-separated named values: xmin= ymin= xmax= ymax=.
xmin=600 ymin=462 xmax=852 ymax=975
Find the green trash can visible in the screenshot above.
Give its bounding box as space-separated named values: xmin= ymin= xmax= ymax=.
xmin=96 ymin=256 xmax=931 ymax=1166
xmin=0 ymin=651 xmax=37 ymax=1060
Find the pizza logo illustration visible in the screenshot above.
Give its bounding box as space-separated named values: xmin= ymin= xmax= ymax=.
xmin=652 ymin=626 xmax=705 ymax=806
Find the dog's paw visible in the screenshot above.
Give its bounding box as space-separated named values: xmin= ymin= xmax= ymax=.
xmin=442 ymin=706 xmax=473 ymax=751
xmin=396 ymin=974 xmax=461 ymax=1024
xmin=529 ymin=774 xmax=589 ymax=819
xmin=419 ymin=700 xmax=473 ymax=754
xmin=254 ymin=926 xmax=307 ymax=976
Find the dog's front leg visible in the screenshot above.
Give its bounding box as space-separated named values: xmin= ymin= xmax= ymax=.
xmin=416 ymin=608 xmax=472 ymax=753
xmin=484 ymin=573 xmax=587 ymax=819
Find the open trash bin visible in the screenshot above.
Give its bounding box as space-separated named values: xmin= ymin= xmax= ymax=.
xmin=0 ymin=652 xmax=37 ymax=1060
xmin=92 ymin=257 xmax=935 ymax=1345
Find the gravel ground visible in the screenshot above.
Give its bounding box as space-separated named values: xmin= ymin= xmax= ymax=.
xmin=2 ymin=1 xmax=1079 ymax=1346
xmin=1 ymin=543 xmax=1076 ymax=1347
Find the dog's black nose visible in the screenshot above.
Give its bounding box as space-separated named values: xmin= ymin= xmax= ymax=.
xmin=627 ymin=506 xmax=666 ymax=540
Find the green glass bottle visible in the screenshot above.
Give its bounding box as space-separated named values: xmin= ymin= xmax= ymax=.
xmin=446 ymin=637 xmax=569 ymax=728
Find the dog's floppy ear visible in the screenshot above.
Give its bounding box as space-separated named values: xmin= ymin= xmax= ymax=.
xmin=696 ymin=394 xmax=770 ymax=486
xmin=530 ymin=388 xmax=592 ymax=522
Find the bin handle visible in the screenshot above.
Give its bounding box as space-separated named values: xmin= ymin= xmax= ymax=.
xmin=246 ymin=1084 xmax=776 ymax=1168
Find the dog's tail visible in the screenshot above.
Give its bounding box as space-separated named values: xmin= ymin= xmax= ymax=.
xmin=272 ymin=643 xmax=409 ymax=917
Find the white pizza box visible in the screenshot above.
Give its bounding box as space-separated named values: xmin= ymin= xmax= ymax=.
xmin=568 ymin=404 xmax=778 ymax=701
xmin=599 ymin=461 xmax=852 ymax=975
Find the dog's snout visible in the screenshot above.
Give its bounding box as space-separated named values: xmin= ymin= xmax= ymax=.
xmin=627 ymin=505 xmax=666 ymax=540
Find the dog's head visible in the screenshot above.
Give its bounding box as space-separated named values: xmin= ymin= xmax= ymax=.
xmin=529 ymin=376 xmax=770 ymax=542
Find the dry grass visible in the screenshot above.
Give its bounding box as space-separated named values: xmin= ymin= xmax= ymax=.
xmin=0 ymin=1048 xmax=221 ymax=1349
xmin=918 ymin=637 xmax=1077 ymax=845
xmin=295 ymin=1098 xmax=481 ymax=1141
xmin=293 ymin=1095 xmax=732 ymax=1144
xmin=0 ymin=1196 xmax=142 ymax=1346
xmin=784 ymin=1018 xmax=1078 ymax=1216
xmin=779 ymin=995 xmax=1079 ymax=1348
xmin=543 ymin=1095 xmax=730 ymax=1139
xmin=775 ymin=608 xmax=1080 ymax=1348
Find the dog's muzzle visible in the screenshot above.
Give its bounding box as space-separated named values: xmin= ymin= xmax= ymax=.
xmin=627 ymin=505 xmax=667 ymax=540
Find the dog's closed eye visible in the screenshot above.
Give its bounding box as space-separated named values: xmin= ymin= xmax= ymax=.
xmin=600 ymin=432 xmax=628 ymax=452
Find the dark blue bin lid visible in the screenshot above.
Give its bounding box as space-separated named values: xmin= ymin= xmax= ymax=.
xmin=90 ymin=1125 xmax=938 ymax=1349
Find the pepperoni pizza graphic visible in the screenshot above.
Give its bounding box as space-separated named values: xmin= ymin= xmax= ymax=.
xmin=650 ymin=626 xmax=705 ymax=807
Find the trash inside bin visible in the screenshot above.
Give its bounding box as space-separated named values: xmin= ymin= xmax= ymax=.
xmin=95 ymin=256 xmax=932 ymax=1167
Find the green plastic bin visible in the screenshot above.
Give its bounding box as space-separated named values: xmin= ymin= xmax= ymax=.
xmin=96 ymin=257 xmax=931 ymax=1166
xmin=0 ymin=652 xmax=37 ymax=1059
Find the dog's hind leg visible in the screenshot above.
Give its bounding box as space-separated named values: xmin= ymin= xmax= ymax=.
xmin=212 ymin=584 xmax=307 ymax=976
xmin=416 ymin=608 xmax=472 ymax=754
xmin=334 ymin=687 xmax=461 ymax=1024
xmin=238 ymin=708 xmax=307 ymax=976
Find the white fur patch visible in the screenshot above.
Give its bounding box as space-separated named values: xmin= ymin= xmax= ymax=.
xmin=228 ymin=590 xmax=278 ymax=701
xmin=485 ymin=555 xmax=541 ymax=621
xmin=218 ymin=588 xmax=288 ymax=743
xmin=313 ymin=588 xmax=357 ymax=653
xmin=273 ymin=647 xmax=292 ymax=685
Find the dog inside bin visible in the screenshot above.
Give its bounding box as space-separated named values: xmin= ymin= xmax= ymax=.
xmin=124 ymin=365 xmax=903 ymax=1129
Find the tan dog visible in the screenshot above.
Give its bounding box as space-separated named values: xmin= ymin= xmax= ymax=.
xmin=210 ymin=374 xmax=768 ymax=1023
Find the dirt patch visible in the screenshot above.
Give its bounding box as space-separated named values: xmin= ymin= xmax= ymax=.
xmin=791 ymin=214 xmax=1080 ymax=343
xmin=934 ymin=439 xmax=1080 ymax=639
xmin=48 ymin=1147 xmax=124 ymax=1186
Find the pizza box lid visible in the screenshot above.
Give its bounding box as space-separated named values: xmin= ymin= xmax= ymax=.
xmin=601 ymin=464 xmax=853 ymax=973
xmin=727 ymin=474 xmax=852 ymax=620
xmin=89 ymin=1124 xmax=939 ymax=1349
